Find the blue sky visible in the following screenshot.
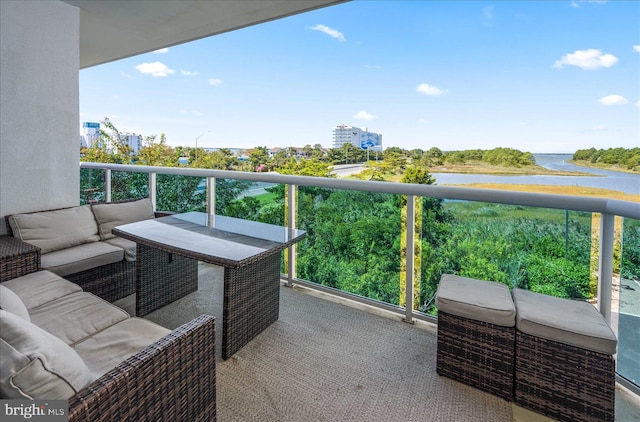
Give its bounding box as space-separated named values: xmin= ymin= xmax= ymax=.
xmin=79 ymin=0 xmax=639 ymax=154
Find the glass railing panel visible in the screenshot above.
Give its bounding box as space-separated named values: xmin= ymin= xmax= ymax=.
xmin=295 ymin=187 xmax=402 ymax=306
xmin=617 ymin=216 xmax=640 ymax=388
xmin=111 ymin=171 xmax=149 ymax=201
xmin=155 ymin=174 xmax=204 ymax=213
xmin=218 ymin=181 xmax=283 ymax=226
xmin=419 ymin=201 xmax=593 ymax=317
xmin=79 ymin=167 xmax=106 ymax=204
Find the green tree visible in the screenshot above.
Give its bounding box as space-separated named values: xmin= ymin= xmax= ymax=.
xmin=423 ymin=147 xmax=444 ymax=166
xmin=247 ymin=146 xmax=270 ymax=171
xmin=275 ymin=158 xmax=335 ymax=177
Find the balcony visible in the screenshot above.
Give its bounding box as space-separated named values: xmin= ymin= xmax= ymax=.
xmin=81 ymin=161 xmax=640 ymax=420
xmin=108 ymin=262 xmax=639 ymax=421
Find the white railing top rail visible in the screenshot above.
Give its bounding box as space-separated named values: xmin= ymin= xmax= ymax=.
xmin=80 ymin=162 xmax=640 ymax=219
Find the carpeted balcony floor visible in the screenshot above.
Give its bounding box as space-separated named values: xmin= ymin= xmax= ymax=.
xmin=114 ymin=263 xmax=640 ymax=422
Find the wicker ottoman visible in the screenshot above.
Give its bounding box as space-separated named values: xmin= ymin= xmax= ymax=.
xmin=435 ymin=274 xmax=516 ymax=400
xmin=512 ymin=289 xmax=617 ymax=422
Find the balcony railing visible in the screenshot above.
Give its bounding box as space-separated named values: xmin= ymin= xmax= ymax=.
xmin=79 ymin=161 xmax=640 ymax=393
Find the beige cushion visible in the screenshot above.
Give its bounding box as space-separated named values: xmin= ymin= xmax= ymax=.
xmin=8 ymin=205 xmax=99 ymax=254
xmin=74 ymin=318 xmax=171 ymax=380
xmin=0 ymin=310 xmax=92 ymax=399
xmin=92 ymin=198 xmax=155 ymax=240
xmin=1 ymin=271 xmax=82 ymax=311
xmin=0 ymin=285 xmax=30 ymax=321
xmin=435 ymin=274 xmax=516 ymax=327
xmin=104 ymin=236 xmax=137 ymax=261
xmin=29 ymin=292 xmax=129 ymax=346
xmin=41 ymin=242 xmax=124 ymax=277
xmin=512 ymin=288 xmax=617 ymax=355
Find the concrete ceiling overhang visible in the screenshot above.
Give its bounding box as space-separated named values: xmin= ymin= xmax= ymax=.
xmin=62 ymin=0 xmax=348 ymax=69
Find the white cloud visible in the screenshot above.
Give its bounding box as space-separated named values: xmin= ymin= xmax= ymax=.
xmin=483 ymin=6 xmax=494 ymax=20
xmin=636 ymin=100 xmax=640 ymax=107
xmin=354 ymin=110 xmax=376 ymax=121
xmin=571 ymin=0 xmax=609 ymax=7
xmin=135 ymin=62 xmax=175 ymax=77
xmin=553 ymin=49 xmax=618 ymax=69
xmin=634 ymin=45 xmax=640 ymax=53
xmin=308 ymin=24 xmax=345 ymax=42
xmin=597 ymin=95 xmax=628 ymax=106
xmin=580 ymin=125 xmax=609 ymax=133
xmin=153 ymin=48 xmax=169 ymax=54
xmin=416 ymin=83 xmax=447 ymax=96
xmin=181 ymin=70 xmax=198 ymax=76
xmin=208 ymin=78 xmax=222 ymax=86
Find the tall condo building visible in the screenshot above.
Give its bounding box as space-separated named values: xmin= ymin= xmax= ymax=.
xmin=80 ymin=120 xmax=142 ymax=154
xmin=80 ymin=122 xmax=100 ymax=148
xmin=332 ymin=124 xmax=382 ymax=151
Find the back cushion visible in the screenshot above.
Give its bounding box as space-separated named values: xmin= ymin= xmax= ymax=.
xmin=8 ymin=206 xmax=99 ymax=254
xmin=0 ymin=310 xmax=92 ymax=399
xmin=0 ymin=285 xmax=30 ymax=321
xmin=91 ymin=198 xmax=155 ymax=240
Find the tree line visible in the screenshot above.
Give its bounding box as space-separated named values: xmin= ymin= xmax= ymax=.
xmin=80 ymin=121 xmax=639 ymax=314
xmin=573 ymin=147 xmax=640 ymax=171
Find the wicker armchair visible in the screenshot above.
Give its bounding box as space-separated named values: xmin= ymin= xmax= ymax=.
xmin=68 ymin=314 xmax=217 ymax=422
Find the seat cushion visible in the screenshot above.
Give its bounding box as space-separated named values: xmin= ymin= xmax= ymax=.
xmin=74 ymin=317 xmax=171 ymax=380
xmin=0 ymin=310 xmax=92 ymax=399
xmin=512 ymin=288 xmax=617 ymax=355
xmin=104 ymin=236 xmax=137 ymax=261
xmin=8 ymin=205 xmax=99 ymax=254
xmin=41 ymin=242 xmax=124 ymax=277
xmin=29 ymin=292 xmax=129 ymax=346
xmin=0 ymin=285 xmax=30 ymax=321
xmin=92 ymin=198 xmax=155 ymax=240
xmin=1 ymin=270 xmax=82 ymax=311
xmin=435 ymin=274 xmax=516 ymax=327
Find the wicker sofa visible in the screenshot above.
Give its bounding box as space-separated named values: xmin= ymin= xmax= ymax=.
xmin=0 ymin=269 xmax=216 ymax=421
xmin=4 ymin=199 xmax=163 ymax=302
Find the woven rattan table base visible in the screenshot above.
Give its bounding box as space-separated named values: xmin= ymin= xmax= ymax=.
xmin=437 ymin=311 xmax=515 ymax=401
xmin=515 ymin=330 xmax=615 ymax=422
xmin=222 ymin=252 xmax=280 ymax=359
xmin=136 ymin=244 xmax=199 ymax=316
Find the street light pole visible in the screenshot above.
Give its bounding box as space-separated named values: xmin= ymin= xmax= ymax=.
xmin=194 ymin=130 xmax=211 ymax=162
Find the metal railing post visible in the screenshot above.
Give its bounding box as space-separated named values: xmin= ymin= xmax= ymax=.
xmin=149 ymin=172 xmax=157 ymax=211
xmin=206 ymin=177 xmax=216 ymax=227
xmin=286 ymin=183 xmax=298 ymax=287
xmin=404 ymin=194 xmax=415 ymax=323
xmin=105 ymin=169 xmax=112 ymax=203
xmin=598 ymin=213 xmax=614 ymax=323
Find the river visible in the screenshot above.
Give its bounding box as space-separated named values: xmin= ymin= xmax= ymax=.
xmin=433 ymin=154 xmax=640 ymax=196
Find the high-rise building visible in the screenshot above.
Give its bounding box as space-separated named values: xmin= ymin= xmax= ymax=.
xmin=80 ymin=121 xmax=142 ymax=154
xmin=80 ymin=122 xmax=100 ymax=148
xmin=332 ymin=124 xmax=382 ymax=151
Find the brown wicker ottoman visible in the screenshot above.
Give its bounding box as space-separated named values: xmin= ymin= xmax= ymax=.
xmin=512 ymin=289 xmax=617 ymax=422
xmin=435 ymin=274 xmax=516 ymax=401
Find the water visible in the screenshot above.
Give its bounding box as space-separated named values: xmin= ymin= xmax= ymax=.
xmin=433 ymin=154 xmax=640 ymax=196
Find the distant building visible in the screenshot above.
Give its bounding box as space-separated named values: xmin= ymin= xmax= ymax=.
xmin=120 ymin=133 xmax=143 ymax=154
xmin=332 ymin=124 xmax=382 ymax=151
xmin=80 ymin=122 xmax=100 ymax=148
xmin=80 ymin=121 xmax=142 ymax=154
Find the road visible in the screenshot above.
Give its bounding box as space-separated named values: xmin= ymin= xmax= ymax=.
xmin=331 ymin=164 xmax=365 ymax=178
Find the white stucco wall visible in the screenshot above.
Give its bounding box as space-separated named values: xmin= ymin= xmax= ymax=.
xmin=0 ymin=0 xmax=79 ymax=234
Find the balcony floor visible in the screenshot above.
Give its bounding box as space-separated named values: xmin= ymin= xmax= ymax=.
xmin=114 ymin=263 xmax=640 ymax=422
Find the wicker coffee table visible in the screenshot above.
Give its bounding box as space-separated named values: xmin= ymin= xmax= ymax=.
xmin=113 ymin=212 xmax=305 ymax=359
